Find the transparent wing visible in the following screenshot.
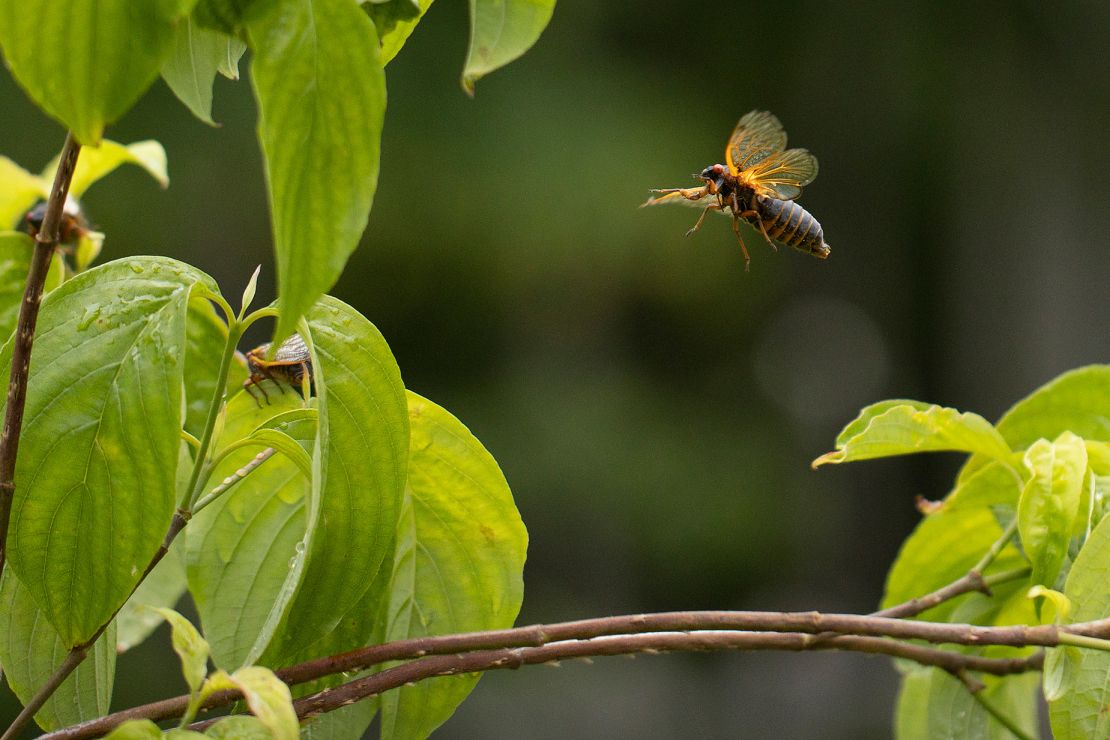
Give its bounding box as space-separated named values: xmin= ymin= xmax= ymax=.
xmin=737 ymin=148 xmax=819 ymax=200
xmin=726 ymin=110 xmax=788 ymax=174
xmin=273 ymin=333 xmax=310 ymax=364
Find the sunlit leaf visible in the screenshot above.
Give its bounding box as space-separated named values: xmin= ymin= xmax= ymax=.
xmin=0 ymin=231 xmax=65 ymax=340
xmin=41 ymin=140 xmax=170 ymax=199
xmin=262 ymin=297 xmax=408 ymax=667
xmin=942 ymin=461 xmax=1023 ymax=512
xmin=378 ymin=392 xmax=527 ymax=738
xmin=185 ymin=391 xmax=311 ymax=669
xmin=814 ymin=402 xmax=1013 ymax=468
xmin=1049 ymin=514 xmax=1110 ymax=737
xmin=227 ymin=666 xmax=299 ymax=740
xmin=1018 ymin=433 xmax=1087 ymax=587
xmin=961 ymin=365 xmax=1110 ymax=483
xmin=153 ymin=607 xmax=212 ymax=694
xmin=0 ymin=571 xmax=115 ymax=731
xmin=462 ymin=0 xmax=556 ymax=95
xmin=247 ymin=0 xmax=386 ymax=347
xmin=0 ymin=157 xmax=47 ymax=229
xmin=4 ymin=257 xmax=215 ymax=645
xmin=0 ymin=3 xmax=193 ymax=144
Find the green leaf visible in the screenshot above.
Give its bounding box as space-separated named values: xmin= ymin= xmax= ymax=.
xmin=42 ymin=140 xmax=169 ymax=199
xmin=104 ymin=719 xmax=164 ymax=739
xmin=227 ymin=666 xmax=299 ymax=740
xmin=204 ymin=715 xmax=274 ymax=738
xmin=115 ymin=538 xmax=188 ymax=653
xmin=185 ymin=391 xmax=312 ymax=669
xmin=462 ymin=0 xmax=555 ymax=95
xmin=1050 ymin=514 xmax=1110 ymax=737
xmin=153 ymin=607 xmax=211 ymax=694
xmin=882 ymin=507 xmax=1026 ymax=621
xmin=895 ymin=667 xmax=1039 ymax=739
xmin=0 ymin=2 xmax=193 ymax=144
xmin=365 ymin=0 xmax=434 ymax=64
xmin=943 ymin=461 xmax=1023 ymax=512
xmin=1018 ymin=433 xmax=1088 ymax=587
xmin=263 ymin=297 xmax=408 ymax=667
xmin=814 ymin=402 xmax=1013 ymax=468
xmin=0 ymin=571 xmax=116 ymax=731
xmin=961 ymin=365 xmax=1110 ymax=483
xmin=4 ymin=257 xmax=215 ymax=645
xmin=162 ymin=19 xmax=242 ymax=125
xmin=247 ymin=0 xmax=386 ymax=348
xmin=0 ymin=231 xmax=65 ymax=340
xmin=0 ymin=156 xmax=47 ymax=229
xmin=379 ymin=392 xmax=527 ymax=738
xmin=193 ymin=0 xmax=273 ymax=35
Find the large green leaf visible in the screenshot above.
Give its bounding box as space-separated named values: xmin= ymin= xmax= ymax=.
xmin=1018 ymin=433 xmax=1088 ymax=588
xmin=5 ymin=257 xmax=214 ymax=645
xmin=262 ymin=296 xmax=408 ymax=667
xmin=0 ymin=571 xmax=116 ymax=731
xmin=462 ymin=0 xmax=555 ymax=94
xmin=378 ymin=392 xmax=527 ymax=738
xmin=162 ymin=19 xmax=244 ymax=125
xmin=0 ymin=1 xmax=194 ymax=144
xmin=882 ymin=506 xmax=1026 ymax=621
xmin=895 ymin=667 xmax=1039 ymax=739
xmin=814 ymin=402 xmax=1014 ymax=469
xmin=185 ymin=392 xmax=312 ymax=669
xmin=1050 ymin=514 xmax=1110 ymax=737
xmin=961 ymin=365 xmax=1110 ymax=483
xmin=247 ymin=0 xmax=386 ymax=347
xmin=0 ymin=231 xmax=65 ymax=340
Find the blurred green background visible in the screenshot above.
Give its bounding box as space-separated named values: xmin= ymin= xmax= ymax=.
xmin=3 ymin=1 xmax=1110 ymax=737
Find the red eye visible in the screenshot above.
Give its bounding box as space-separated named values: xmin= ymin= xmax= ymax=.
xmin=713 ymin=164 xmax=725 ymax=174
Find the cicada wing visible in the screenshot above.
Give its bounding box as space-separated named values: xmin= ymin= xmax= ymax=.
xmin=738 ymin=148 xmax=818 ymax=200
xmin=726 ymin=110 xmax=788 ymax=174
xmin=272 ymin=333 xmax=310 ymax=363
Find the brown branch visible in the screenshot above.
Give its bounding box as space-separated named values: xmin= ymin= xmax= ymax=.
xmin=278 ymin=633 xmax=1042 ymax=728
xmin=2 ymin=511 xmax=189 ymax=740
xmin=46 ymin=608 xmax=1066 ymax=739
xmin=0 ymin=132 xmax=81 ymax=578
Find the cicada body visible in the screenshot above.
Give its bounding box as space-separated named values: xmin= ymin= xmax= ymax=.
xmin=243 ymin=333 xmax=314 ymax=404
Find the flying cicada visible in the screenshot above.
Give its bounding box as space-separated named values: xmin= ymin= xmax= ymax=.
xmin=643 ymin=110 xmax=831 ymax=269
xmin=243 ymin=333 xmax=314 ymax=405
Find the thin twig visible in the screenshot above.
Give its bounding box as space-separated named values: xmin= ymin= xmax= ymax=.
xmin=192 ymin=447 xmax=276 ymax=513
xmin=0 ymin=132 xmax=81 ymax=578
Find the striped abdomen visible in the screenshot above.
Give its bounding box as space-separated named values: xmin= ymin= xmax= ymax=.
xmin=753 ymin=195 xmax=830 ymax=259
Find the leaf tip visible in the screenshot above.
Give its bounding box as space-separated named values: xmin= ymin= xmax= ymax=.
xmin=461 ymin=75 xmax=477 ymax=98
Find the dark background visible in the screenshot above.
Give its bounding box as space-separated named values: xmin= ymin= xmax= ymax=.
xmin=2 ymin=1 xmax=1109 ymax=737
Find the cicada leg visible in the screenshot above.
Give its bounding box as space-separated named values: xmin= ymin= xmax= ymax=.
xmin=244 ymin=375 xmax=270 ymax=407
xmin=685 ymin=204 xmax=723 ymax=236
xmin=646 ymin=185 xmax=710 ymax=203
xmin=739 ymin=209 xmax=778 ymax=252
xmin=729 ymin=214 xmax=752 ymax=271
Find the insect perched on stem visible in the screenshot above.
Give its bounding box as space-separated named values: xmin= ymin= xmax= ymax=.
xmin=642 ymin=110 xmax=831 ymax=270
xmin=23 ymin=197 xmax=90 ymax=245
xmin=243 ymin=333 xmax=314 ymax=405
